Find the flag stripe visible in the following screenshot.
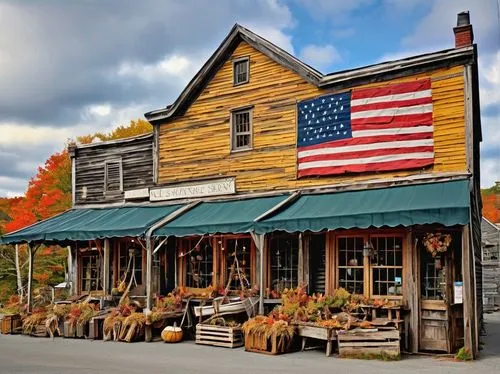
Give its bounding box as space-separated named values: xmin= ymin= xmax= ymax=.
xmin=298 ymin=152 xmax=435 ymax=170
xmin=299 ymin=146 xmax=434 ymax=163
xmin=298 ymin=139 xmax=434 ymax=158
xmin=351 ymin=113 xmax=433 ymax=129
xmin=350 ymin=89 xmax=432 ymax=106
xmin=352 ymin=125 xmax=433 ymax=138
xmin=298 ymin=132 xmax=434 ymax=151
xmin=351 ymin=96 xmax=432 ymax=113
xmin=351 ymin=103 xmax=433 ymax=120
xmin=297 ymin=158 xmax=434 ymax=177
xmin=352 ymin=80 xmax=432 ymax=99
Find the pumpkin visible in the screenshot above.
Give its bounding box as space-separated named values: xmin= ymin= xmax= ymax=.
xmin=161 ymin=324 xmax=183 ymax=343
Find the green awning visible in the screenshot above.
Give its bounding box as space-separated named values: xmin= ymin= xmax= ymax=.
xmin=0 ymin=205 xmax=183 ymax=244
xmin=254 ymin=180 xmax=470 ymax=234
xmin=154 ymin=195 xmax=289 ymax=237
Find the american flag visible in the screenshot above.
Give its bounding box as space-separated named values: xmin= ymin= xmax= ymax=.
xmin=296 ymin=79 xmax=434 ymax=177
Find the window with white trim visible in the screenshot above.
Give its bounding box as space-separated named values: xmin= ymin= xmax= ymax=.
xmin=104 ymin=160 xmax=122 ymax=193
xmin=231 ymin=109 xmax=252 ymax=151
xmin=233 ymin=58 xmax=249 ymax=85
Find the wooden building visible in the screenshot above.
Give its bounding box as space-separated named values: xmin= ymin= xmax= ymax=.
xmin=481 ymin=217 xmax=500 ymax=312
xmin=1 ymin=11 xmax=482 ymax=357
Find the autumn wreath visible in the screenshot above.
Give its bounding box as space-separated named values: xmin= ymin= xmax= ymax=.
xmin=422 ymin=232 xmax=452 ymax=257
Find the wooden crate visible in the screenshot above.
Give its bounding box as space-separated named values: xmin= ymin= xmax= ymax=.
xmin=244 ymin=331 xmax=292 ymax=355
xmin=338 ymin=328 xmax=400 ymax=359
xmin=196 ymin=324 xmax=243 ymax=348
xmin=1 ymin=314 xmax=21 ymax=335
xmin=31 ymin=324 xmax=48 ymax=338
xmin=63 ymin=321 xmax=76 ymax=338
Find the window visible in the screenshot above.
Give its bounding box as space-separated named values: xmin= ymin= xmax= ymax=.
xmin=337 ymin=234 xmax=404 ymax=297
xmin=118 ymin=244 xmax=143 ymax=285
xmin=371 ymin=236 xmax=403 ymax=297
xmin=224 ymin=238 xmax=252 ymax=290
xmin=104 ymin=160 xmax=122 ymax=193
xmin=231 ymin=109 xmax=252 ymax=151
xmin=269 ymin=233 xmax=299 ymax=292
xmin=179 ymin=238 xmax=213 ymax=288
xmin=81 ymin=252 xmax=102 ymax=292
xmin=338 ymin=237 xmax=365 ymax=295
xmin=233 ymin=57 xmax=249 ymax=85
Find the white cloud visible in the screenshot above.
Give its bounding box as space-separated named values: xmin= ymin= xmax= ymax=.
xmin=0 ymin=124 xmax=73 ymax=145
xmin=299 ymin=44 xmax=341 ymax=72
xmin=117 ymin=54 xmax=194 ymax=82
xmin=88 ymin=104 xmax=111 ymax=117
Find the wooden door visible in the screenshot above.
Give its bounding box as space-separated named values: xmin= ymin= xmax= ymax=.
xmin=419 ymin=248 xmax=452 ymax=352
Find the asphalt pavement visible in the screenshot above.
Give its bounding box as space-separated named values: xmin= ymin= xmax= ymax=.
xmin=0 ymin=313 xmax=499 ymax=374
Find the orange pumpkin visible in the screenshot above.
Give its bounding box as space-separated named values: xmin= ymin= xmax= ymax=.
xmin=161 ymin=325 xmax=183 ymax=343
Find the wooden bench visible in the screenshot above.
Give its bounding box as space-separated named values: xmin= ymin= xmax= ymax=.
xmin=296 ymin=324 xmax=337 ymax=357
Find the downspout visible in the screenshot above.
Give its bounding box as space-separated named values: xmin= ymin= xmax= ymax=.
xmin=144 ymin=201 xmax=200 ymax=311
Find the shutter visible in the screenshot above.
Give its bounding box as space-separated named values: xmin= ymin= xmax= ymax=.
xmin=105 ymin=162 xmax=122 ymax=192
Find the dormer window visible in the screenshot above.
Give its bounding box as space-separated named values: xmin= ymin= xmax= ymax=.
xmin=233 ymin=57 xmax=249 ymax=85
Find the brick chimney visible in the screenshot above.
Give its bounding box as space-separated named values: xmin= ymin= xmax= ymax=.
xmin=453 ymin=11 xmax=474 ymax=48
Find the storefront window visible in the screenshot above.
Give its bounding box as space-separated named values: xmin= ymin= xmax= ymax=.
xmin=225 ymin=238 xmax=251 ymax=290
xmin=269 ymin=233 xmax=299 ymax=292
xmin=371 ymin=236 xmax=403 ymax=296
xmin=337 ymin=234 xmax=404 ymax=297
xmin=338 ymin=236 xmax=364 ymax=294
xmin=181 ymin=238 xmax=213 ymax=288
xmin=81 ymin=253 xmax=102 ymax=292
xmin=119 ymin=243 xmax=143 ymax=285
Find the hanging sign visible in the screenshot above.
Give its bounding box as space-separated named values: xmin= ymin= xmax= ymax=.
xmin=150 ymin=177 xmax=236 ymax=201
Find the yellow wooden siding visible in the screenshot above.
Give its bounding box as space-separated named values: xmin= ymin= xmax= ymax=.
xmin=158 ymin=42 xmax=466 ymax=192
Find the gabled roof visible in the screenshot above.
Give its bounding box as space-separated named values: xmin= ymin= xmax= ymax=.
xmin=145 ymin=23 xmax=475 ymax=124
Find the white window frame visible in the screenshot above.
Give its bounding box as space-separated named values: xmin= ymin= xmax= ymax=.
xmin=230 ymin=107 xmax=253 ymax=152
xmin=233 ymin=57 xmax=249 ymax=86
xmin=104 ymin=159 xmax=123 ymax=194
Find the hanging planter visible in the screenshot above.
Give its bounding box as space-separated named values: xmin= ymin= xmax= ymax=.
xmin=422 ymin=233 xmax=452 ymax=258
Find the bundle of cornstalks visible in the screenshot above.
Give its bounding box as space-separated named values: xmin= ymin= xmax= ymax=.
xmin=45 ymin=304 xmax=70 ymax=338
xmin=67 ymin=302 xmax=97 ymax=330
xmin=242 ymin=316 xmax=295 ymax=352
xmin=118 ymin=312 xmax=147 ymax=343
xmin=22 ymin=310 xmax=47 ymax=335
xmin=103 ymin=304 xmax=133 ymax=341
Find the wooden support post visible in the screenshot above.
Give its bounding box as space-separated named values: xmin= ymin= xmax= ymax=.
xmin=250 ymin=232 xmax=265 ymax=315
xmin=71 ymin=244 xmax=79 ymax=296
xmin=298 ymin=233 xmax=304 ymax=285
xmin=103 ymin=239 xmax=110 ymax=296
xmin=27 ymin=244 xmax=39 ymax=313
xmin=15 ymin=244 xmax=24 ymax=304
xmin=403 ymin=231 xmax=419 ymax=353
xmin=462 ymin=224 xmax=476 ymax=358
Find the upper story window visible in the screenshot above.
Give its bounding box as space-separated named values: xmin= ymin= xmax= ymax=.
xmin=104 ymin=159 xmax=123 ymax=193
xmin=231 ymin=108 xmax=252 ymax=152
xmin=233 ymin=57 xmax=249 ymax=85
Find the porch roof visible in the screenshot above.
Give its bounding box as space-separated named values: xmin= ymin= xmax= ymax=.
xmin=153 ymin=194 xmax=290 ymax=237
xmin=254 ymin=180 xmax=470 ymax=234
xmin=0 ymin=204 xmax=183 ymax=244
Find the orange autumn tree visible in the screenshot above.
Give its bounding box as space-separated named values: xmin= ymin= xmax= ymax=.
xmin=5 ymin=150 xmax=72 ymax=233
xmin=482 ymin=193 xmax=500 ymax=223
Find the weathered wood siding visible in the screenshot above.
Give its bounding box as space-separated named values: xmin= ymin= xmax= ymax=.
xmin=73 ymin=134 xmax=154 ymax=205
xmin=481 ymin=218 xmax=500 ymax=311
xmin=158 ymin=42 xmax=467 ymax=191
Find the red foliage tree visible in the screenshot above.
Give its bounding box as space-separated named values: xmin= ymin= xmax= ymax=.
xmin=482 ymin=194 xmax=500 ymax=223
xmin=5 ymin=150 xmax=72 ymax=233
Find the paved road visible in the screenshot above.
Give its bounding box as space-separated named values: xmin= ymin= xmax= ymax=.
xmin=1 ymin=313 xmax=499 ymax=374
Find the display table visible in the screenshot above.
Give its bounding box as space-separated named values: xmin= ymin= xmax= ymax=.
xmin=295 ymin=323 xmax=337 ymax=357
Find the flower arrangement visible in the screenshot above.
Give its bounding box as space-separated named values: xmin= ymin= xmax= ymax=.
xmin=423 ymin=232 xmax=452 ymax=257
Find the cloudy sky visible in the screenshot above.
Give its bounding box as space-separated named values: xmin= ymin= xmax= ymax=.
xmin=0 ymin=0 xmax=498 ymax=197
